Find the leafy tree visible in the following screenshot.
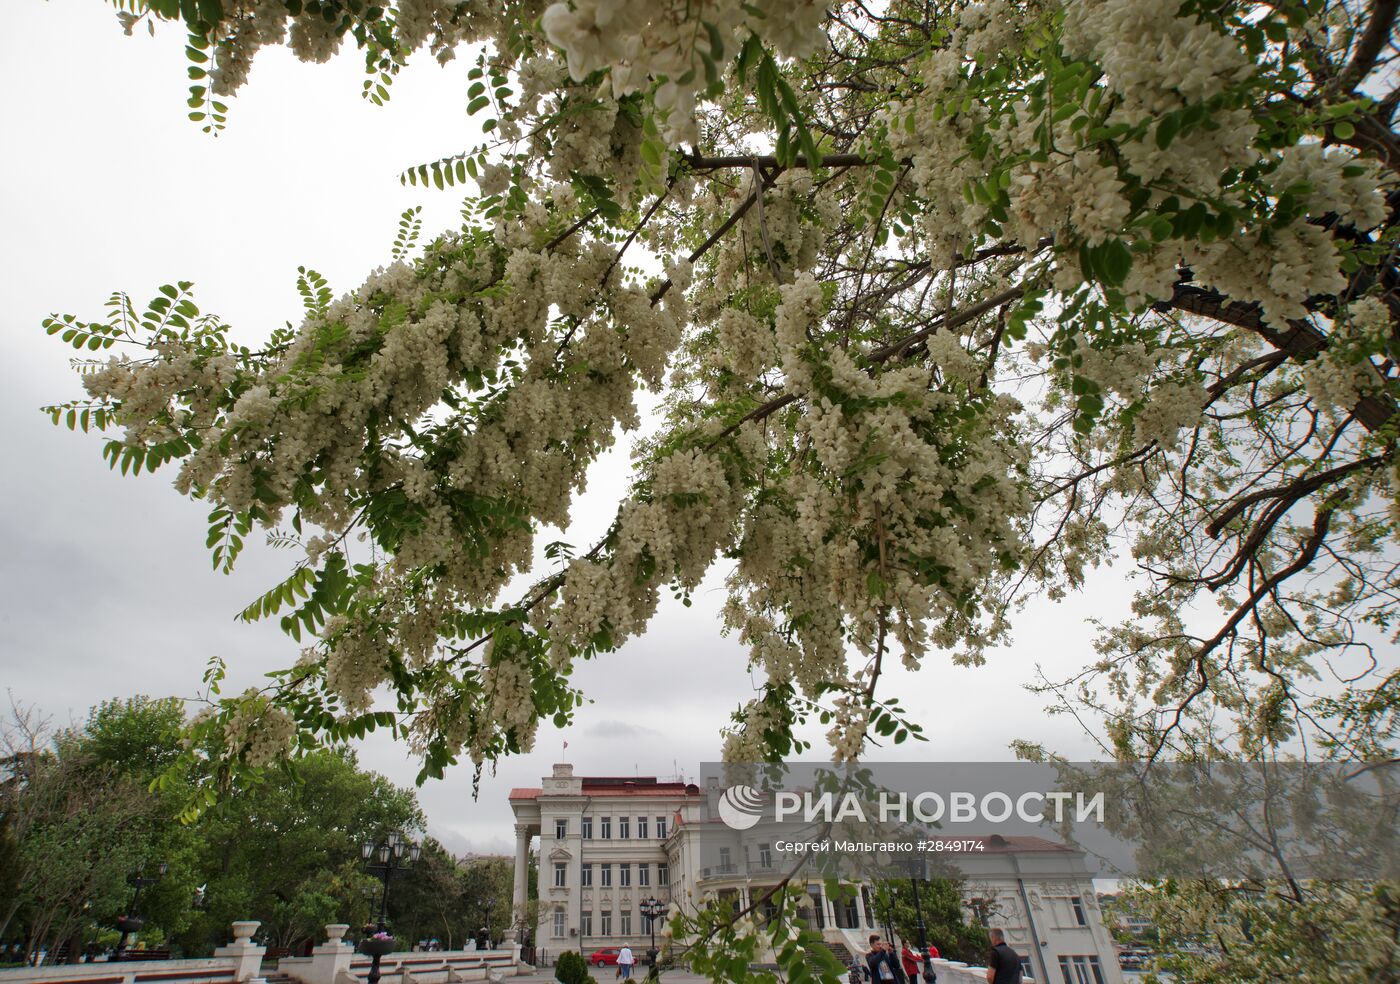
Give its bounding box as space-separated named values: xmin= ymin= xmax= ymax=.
xmin=458 ymin=856 xmax=514 ymax=945
xmin=43 ymin=0 xmax=1399 ymax=799
xmin=383 ymin=838 xmax=466 ymax=949
xmin=870 ymin=878 xmax=989 ymax=965
xmin=190 ymin=747 xmax=422 ymax=952
xmin=71 ymin=697 xmax=188 ymax=780
xmin=2 ymin=697 xmax=426 ymax=960
xmin=34 ymin=0 xmax=1400 ymax=981
xmin=0 ymin=698 xmax=185 ymax=963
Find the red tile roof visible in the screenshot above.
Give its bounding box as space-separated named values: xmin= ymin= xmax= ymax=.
xmin=509 ymin=778 xmax=701 ymax=800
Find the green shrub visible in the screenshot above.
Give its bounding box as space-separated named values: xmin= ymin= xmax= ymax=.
xmin=555 ymin=950 xmax=594 ymax=984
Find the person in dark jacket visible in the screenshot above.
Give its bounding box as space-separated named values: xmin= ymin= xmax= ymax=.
xmin=985 ymin=929 xmax=1023 ymax=984
xmin=866 ymin=935 xmax=907 ymax=983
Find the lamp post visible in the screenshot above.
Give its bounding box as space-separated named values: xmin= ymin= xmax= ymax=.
xmin=480 ymin=896 xmax=494 ymax=950
xmin=899 ymin=858 xmax=936 ymax=982
xmin=359 ymin=832 xmax=421 ymax=984
xmin=115 ymin=861 xmax=167 ymax=957
xmin=639 ymin=897 xmax=666 ymax=981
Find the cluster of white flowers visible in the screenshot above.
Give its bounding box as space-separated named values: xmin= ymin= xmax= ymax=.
xmin=1009 ymin=150 xmax=1131 ymax=249
xmin=715 ymin=273 xmax=1031 ymax=759
xmin=880 ymin=0 xmax=1387 ymax=330
xmin=1133 ymin=377 xmax=1209 ymax=449
xmin=85 ymin=342 xmax=238 ymax=446
xmin=1301 ymin=297 xmax=1390 ymax=416
xmin=182 ymin=0 xmax=531 ymax=96
xmin=548 ymin=439 xmax=749 ymax=661
xmin=825 ymin=691 xmax=870 ymax=762
xmin=222 ymin=688 xmax=296 ymax=767
xmin=470 ymin=645 xmax=538 ymax=763
xmin=1070 ymin=333 xmax=1159 ymax=403
xmin=718 ymin=693 xmax=788 ymax=762
xmin=323 ymin=615 xmax=393 ymax=713
xmin=1063 ymin=0 xmax=1253 ymax=116
xmin=541 ymin=0 xmax=829 ymax=144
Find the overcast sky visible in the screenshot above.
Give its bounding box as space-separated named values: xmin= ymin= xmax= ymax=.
xmin=1 ymin=2 xmax=1121 ymax=857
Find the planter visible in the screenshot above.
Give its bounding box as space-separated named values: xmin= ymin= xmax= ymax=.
xmin=231 ymin=921 xmax=261 ymax=945
xmin=360 ymin=938 xmax=398 ymax=957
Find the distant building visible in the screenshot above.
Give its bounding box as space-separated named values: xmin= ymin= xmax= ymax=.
xmin=508 ymin=764 xmax=1123 ymax=983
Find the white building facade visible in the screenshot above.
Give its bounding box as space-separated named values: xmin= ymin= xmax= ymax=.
xmin=509 ymin=766 xmax=1122 ymax=984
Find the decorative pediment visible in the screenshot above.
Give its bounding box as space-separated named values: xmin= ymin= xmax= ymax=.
xmin=548 ymin=846 xmax=572 ymax=861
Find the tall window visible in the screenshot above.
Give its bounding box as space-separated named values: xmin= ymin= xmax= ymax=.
xmin=553 ymin=862 xmax=567 ymax=888
xmin=600 ymin=910 xmax=612 ymax=936
xmin=581 ymin=863 xmax=593 ymax=888
xmin=619 ymin=816 xmax=630 ymax=839
xmin=759 ymin=843 xmax=773 ymax=868
xmin=601 ymin=863 xmax=613 ymax=887
xmin=552 ymin=910 xmax=566 ymax=938
xmin=619 ymin=863 xmax=631 ymax=887
xmin=1070 ymin=896 xmax=1087 ymax=926
xmin=719 ymin=847 xmax=732 ymax=870
xmin=621 ymin=910 xmax=632 ymax=936
xmin=582 ymin=816 xmax=593 ymax=839
xmin=1058 ymin=955 xmax=1106 ymax=984
xmin=637 ymin=816 xmax=649 ymax=839
xmin=555 ymin=818 xmax=568 ymax=839
xmin=638 ymin=863 xmax=649 ymax=887
xmin=601 ymin=816 xmax=612 ymax=839
xmin=656 ymin=816 xmax=668 ymax=838
xmin=657 ymin=863 xmax=669 ymax=886
xmin=581 ymin=911 xmax=592 ymax=937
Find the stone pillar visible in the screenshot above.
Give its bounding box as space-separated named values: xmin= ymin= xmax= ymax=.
xmin=944 ymin=961 xmax=973 ymax=984
xmin=214 ymin=921 xmax=266 ymax=982
xmin=507 ymin=823 xmax=531 ymax=942
xmin=290 ymin=925 xmax=355 ymax=984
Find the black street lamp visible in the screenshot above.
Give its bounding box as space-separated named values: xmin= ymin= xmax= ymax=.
xmin=115 ymin=861 xmax=167 ymax=957
xmin=639 ymin=896 xmax=666 ymax=981
xmin=899 ymin=858 xmax=936 ymax=982
xmin=359 ymin=832 xmax=421 ymax=984
xmin=480 ymin=896 xmax=494 ymax=950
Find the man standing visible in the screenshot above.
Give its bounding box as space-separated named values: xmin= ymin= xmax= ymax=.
xmin=866 ymin=935 xmax=906 ymax=983
xmin=985 ymin=929 xmax=1022 ymax=984
xmin=617 ymin=945 xmax=635 ymax=980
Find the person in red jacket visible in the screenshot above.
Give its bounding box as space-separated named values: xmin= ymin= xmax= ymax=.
xmin=900 ymin=943 xmax=922 ymax=983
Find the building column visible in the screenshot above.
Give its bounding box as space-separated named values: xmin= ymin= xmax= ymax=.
xmin=508 ymin=823 xmax=531 ymax=941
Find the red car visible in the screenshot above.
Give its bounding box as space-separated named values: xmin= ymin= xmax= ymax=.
xmin=588 ymin=947 xmax=622 ymax=967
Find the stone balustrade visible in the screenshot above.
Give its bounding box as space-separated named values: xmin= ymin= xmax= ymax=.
xmin=925 ymin=956 xmax=1035 ymax=984
xmin=0 ymin=922 xmax=266 ymax=984
xmin=0 ymin=924 xmax=529 ymax=984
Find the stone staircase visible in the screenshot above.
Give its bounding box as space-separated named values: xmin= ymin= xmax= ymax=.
xmin=815 ymin=940 xmax=855 ymax=968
